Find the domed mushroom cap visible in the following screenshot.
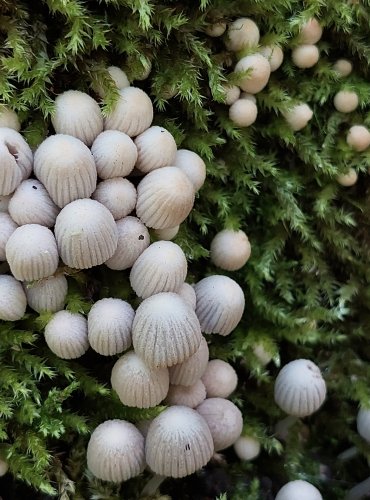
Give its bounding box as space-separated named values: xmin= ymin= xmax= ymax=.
xmin=292 ymin=44 xmax=320 ymax=68
xmin=135 ymin=126 xmax=177 ymax=174
xmin=169 ymin=336 xmax=209 ymax=386
xmin=105 ymin=216 xmax=150 ymax=271
xmin=95 ymin=66 xmax=130 ymax=97
xmin=24 ymin=274 xmax=68 ymax=314
xmin=133 ymin=292 xmax=202 ymax=368
xmin=210 ymin=229 xmax=251 ymax=271
xmin=253 ymin=343 xmax=273 ymax=366
xmin=0 ymin=194 xmax=11 ymax=212
xmin=298 ymin=18 xmax=323 ymax=44
xmin=0 ymin=142 xmax=22 ymax=197
xmin=0 ymin=128 xmax=33 ymax=196
xmin=233 ymin=436 xmax=261 ymax=461
xmin=177 ymin=282 xmax=196 ymax=310
xmin=87 ymin=419 xmax=145 ymax=482
xmin=347 ymin=125 xmax=370 ymax=152
xmin=92 ymin=178 xmax=137 ymax=220
xmin=154 ymin=225 xmax=179 ymax=241
xmin=145 ymin=405 xmax=214 ymax=478
xmin=55 ymin=199 xmax=118 ymax=269
xmin=275 ymin=480 xmax=322 ymax=500
xmin=201 ymin=359 xmax=238 ymax=398
xmin=234 ymin=54 xmax=271 ymax=94
xmin=34 ymin=134 xmax=97 ymax=208
xmin=104 ymin=87 xmax=153 ymax=137
xmin=8 ymin=179 xmax=60 ymax=227
xmin=259 ymin=45 xmax=284 ymax=72
xmin=0 ymin=107 xmax=20 ymax=131
xmin=6 ymin=224 xmax=59 ymax=281
xmin=136 ymin=166 xmax=195 ymax=229
xmin=165 ymin=380 xmax=206 ymax=408
xmin=51 ymin=90 xmax=103 ymax=146
xmin=205 ymin=22 xmax=227 ymax=37
xmin=88 ymin=298 xmax=134 ymax=356
xmin=44 ymin=310 xmax=89 ymax=359
xmin=0 ymin=212 xmax=17 ymax=261
xmin=226 ymin=18 xmax=260 ymax=51
xmin=0 ymin=458 xmax=8 ymax=477
xmin=337 ymin=168 xmax=358 ymax=187
xmin=196 ymin=397 xmax=243 ymax=451
xmin=111 ymin=351 xmax=169 ymax=408
xmin=194 ymin=275 xmax=245 ymax=336
xmin=334 ymin=90 xmax=359 ymax=113
xmin=229 ymin=99 xmax=258 ymax=127
xmin=283 ymin=103 xmax=313 ymax=131
xmin=222 ymin=85 xmax=241 ymax=105
xmin=357 ymin=408 xmax=370 ymax=443
xmin=130 ymin=241 xmax=187 ymax=299
xmin=174 ymin=149 xmax=206 ymax=192
xmin=0 ymin=274 xmax=27 ymax=321
xmin=333 ymin=59 xmax=352 ymax=77
xmin=274 ymin=359 xmax=326 ymax=417
xmin=91 ymin=130 xmax=137 ymax=179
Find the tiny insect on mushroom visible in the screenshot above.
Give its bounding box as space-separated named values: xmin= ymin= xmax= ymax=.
xmin=201 ymin=359 xmax=238 ymax=399
xmin=259 ymin=45 xmax=284 ymax=72
xmin=165 ymin=380 xmax=206 ymax=408
xmin=283 ymin=103 xmax=313 ymax=131
xmin=333 ymin=59 xmax=353 ymax=77
xmin=135 ymin=126 xmax=177 ymax=174
xmin=275 ymin=479 xmax=323 ymax=500
xmin=210 ymin=229 xmax=251 ymax=271
xmin=225 ymin=18 xmax=260 ymax=52
xmin=233 ymin=435 xmax=261 ymax=461
xmin=92 ymin=178 xmax=137 ymax=220
xmin=174 ymin=149 xmax=207 ymax=192
xmin=0 ymin=274 xmax=27 ymax=321
xmin=337 ymin=168 xmax=358 ymax=187
xmin=44 ymin=310 xmax=89 ymax=359
xmin=229 ymin=98 xmax=258 ymax=127
xmin=91 ymin=130 xmax=138 ymax=179
xmin=346 ymin=125 xmax=370 ymax=152
xmin=292 ymin=44 xmax=320 ymax=69
xmin=234 ymin=54 xmax=271 ymax=94
xmin=169 ymin=336 xmax=209 ymax=386
xmin=0 ymin=107 xmax=20 ymax=131
xmin=24 ymin=274 xmax=68 ymax=314
xmin=298 ymin=18 xmax=323 ymax=44
xmin=177 ymin=282 xmax=196 ymax=310
xmin=154 ymin=225 xmax=180 ymax=241
xmin=205 ymin=22 xmax=227 ymax=37
xmin=221 ymin=84 xmax=241 ymax=106
xmin=334 ymin=90 xmax=359 ymax=113
xmin=0 ymin=212 xmax=17 ymax=261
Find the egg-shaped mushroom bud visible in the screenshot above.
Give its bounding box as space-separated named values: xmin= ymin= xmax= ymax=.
xmin=88 ymin=298 xmax=134 ymax=356
xmin=347 ymin=125 xmax=370 ymax=152
xmin=51 ymin=90 xmax=103 ymax=146
xmin=253 ymin=343 xmax=273 ymax=366
xmin=221 ymin=85 xmax=241 ymax=106
xmin=274 ymin=359 xmax=326 ymax=417
xmin=146 ymin=405 xmax=214 ymax=477
xmin=92 ymin=178 xmax=136 ymax=220
xmin=0 ymin=274 xmax=27 ymax=321
xmin=95 ymin=66 xmax=130 ymax=97
xmin=135 ymin=60 xmax=152 ymax=81
xmin=283 ymin=103 xmax=313 ymax=131
xmin=130 ymin=241 xmax=187 ymax=299
xmin=174 ymin=149 xmax=206 ymax=192
xmin=6 ymin=224 xmax=59 ymax=281
xmin=234 ymin=54 xmax=271 ymax=94
xmin=44 ymin=310 xmax=89 ymax=359
xmin=136 ymin=166 xmax=195 ymax=229
xmin=169 ymin=336 xmax=209 ymax=386
xmin=210 ymin=229 xmax=251 ymax=271
xmin=357 ymin=408 xmax=370 ymax=443
xmin=298 ymin=18 xmax=323 ymax=44
xmin=0 ymin=107 xmax=20 ymax=131
xmin=259 ymin=45 xmax=284 ymax=72
xmin=205 ymin=22 xmax=227 ymax=37
xmin=177 ymin=282 xmax=196 ymax=310
xmin=91 ymin=130 xmax=137 ymax=179
xmin=111 ymin=351 xmax=169 ymax=408
xmin=226 ymin=18 xmax=260 ymax=51
xmin=104 ymin=87 xmax=153 ymax=137
xmin=0 ymin=128 xmax=33 ymax=196
xmin=0 ymin=194 xmax=11 ymax=212
xmin=334 ymin=90 xmax=359 ymax=113
xmin=229 ymin=98 xmax=258 ymax=128
xmin=154 ymin=225 xmax=179 ymax=241
xmin=33 ymin=135 xmax=97 ymax=208
xmin=165 ymin=380 xmax=206 ymax=408
xmin=194 ymin=275 xmax=245 ymax=336
xmin=133 ymin=292 xmax=202 ymax=368
xmin=201 ymin=359 xmax=238 ymax=398
xmin=292 ymin=45 xmax=320 ymax=68
xmin=8 ymin=179 xmax=60 ymax=227
xmin=87 ymin=419 xmax=145 ymax=482
xmin=333 ymin=59 xmax=353 ymax=77
xmin=55 ymin=199 xmax=118 ymax=269
xmin=233 ymin=436 xmax=261 ymax=461
xmin=275 ymin=480 xmax=322 ymax=500
xmin=337 ymin=168 xmax=358 ymax=187
xmin=135 ymin=126 xmax=177 ymax=174
xmin=0 ymin=213 xmax=17 ymax=261
xmin=196 ymin=397 xmax=243 ymax=451
xmin=24 ymin=274 xmax=68 ymax=314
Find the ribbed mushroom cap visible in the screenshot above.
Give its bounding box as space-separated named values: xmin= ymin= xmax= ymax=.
xmin=283 ymin=103 xmax=313 ymax=131
xmin=145 ymin=406 xmax=214 ymax=478
xmin=196 ymin=398 xmax=243 ymax=451
xmin=234 ymin=54 xmax=271 ymax=94
xmin=92 ymin=178 xmax=137 ymax=220
xmin=357 ymin=408 xmax=370 ymax=443
xmin=0 ymin=194 xmax=11 ymax=212
xmin=229 ymin=99 xmax=258 ymax=127
xmin=91 ymin=130 xmax=137 ymax=179
xmin=87 ymin=419 xmax=145 ymax=482
xmin=8 ymin=179 xmax=60 ymax=227
xmin=298 ymin=18 xmax=323 ymax=44
xmin=0 ymin=212 xmax=17 ymax=261
xmin=274 ymin=359 xmax=327 ymax=417
xmin=337 ymin=168 xmax=358 ymax=187
xmin=130 ymin=241 xmax=187 ymax=299
xmin=0 ymin=274 xmax=27 ymax=321
xmin=275 ymin=480 xmax=322 ymax=500
xmin=95 ymin=66 xmax=130 ymax=97
xmin=0 ymin=107 xmax=20 ymax=131
xmin=6 ymin=224 xmax=59 ymax=281
xmin=174 ymin=149 xmax=206 ymax=192
xmin=259 ymin=45 xmax=284 ymax=72
xmin=24 ymin=274 xmax=68 ymax=314
xmin=55 ymin=199 xmax=118 ymax=269
xmin=165 ymin=380 xmax=206 ymax=408
xmin=177 ymin=282 xmax=196 ymax=310
xmin=0 ymin=128 xmax=33 ymax=196
xmin=0 ymin=141 xmax=22 ymax=196
xmin=333 ymin=59 xmax=353 ymax=77
xmin=205 ymin=22 xmax=227 ymax=37
xmin=33 ymin=134 xmax=97 ymax=208
xmin=135 ymin=126 xmax=177 ymax=174
xmin=210 ymin=229 xmax=251 ymax=271
xmin=194 ymin=275 xmax=245 ymax=336
xmin=233 ymin=436 xmax=261 ymax=461
xmin=347 ymin=125 xmax=370 ymax=152
xmin=88 ymin=298 xmax=134 ymax=356
xmin=222 ymin=85 xmax=241 ymax=105
xmin=154 ymin=225 xmax=180 ymax=241
xmin=292 ymin=45 xmax=320 ymax=68
xmin=44 ymin=310 xmax=89 ymax=359
xmin=334 ymin=91 xmax=359 ymax=113
xmin=169 ymin=336 xmax=209 ymax=386
xmin=111 ymin=351 xmax=169 ymax=408
xmin=132 ymin=292 xmax=202 ymax=368
xmin=226 ymin=18 xmax=260 ymax=51
xmin=201 ymin=359 xmax=238 ymax=398
xmin=51 ymin=90 xmax=103 ymax=146
xmin=104 ymin=87 xmax=153 ymax=137
xmin=136 ymin=166 xmax=195 ymax=229
xmin=105 ymin=216 xmax=150 ymax=270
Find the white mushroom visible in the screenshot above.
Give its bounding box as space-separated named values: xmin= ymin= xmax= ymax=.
xmin=169 ymin=336 xmax=209 ymax=386
xmin=0 ymin=274 xmax=27 ymax=321
xmin=24 ymin=274 xmax=68 ymax=314
xmin=275 ymin=480 xmax=322 ymax=500
xmin=0 ymin=212 xmax=17 ymax=261
xmin=44 ymin=310 xmax=89 ymax=359
xmin=334 ymin=91 xmax=359 ymax=113
xmin=0 ymin=107 xmax=20 ymax=131
xmin=0 ymin=128 xmax=33 ymax=196
xmin=357 ymin=408 xmax=370 ymax=443
xmin=298 ymin=18 xmax=323 ymax=44
xmin=229 ymin=98 xmax=258 ymax=127
xmin=201 ymin=359 xmax=238 ymax=398
xmin=210 ymin=229 xmax=251 ymax=270
xmin=292 ymin=45 xmax=320 ymax=68
xmin=337 ymin=168 xmax=358 ymax=187
xmin=259 ymin=45 xmax=284 ymax=72
xmin=253 ymin=343 xmax=273 ymax=366
xmin=233 ymin=436 xmax=261 ymax=461
xmin=225 ymin=18 xmax=260 ymax=51
xmin=135 ymin=126 xmax=177 ymax=173
xmin=91 ymin=130 xmax=137 ymax=179
xmin=92 ymin=178 xmax=137 ymax=220
xmin=333 ymin=59 xmax=353 ymax=77
xmin=234 ymin=54 xmax=271 ymax=94
xmin=174 ymin=149 xmax=206 ymax=192
xmin=154 ymin=225 xmax=180 ymax=241
xmin=221 ymin=85 xmax=241 ymax=105
xmin=177 ymin=282 xmax=196 ymax=310
xmin=165 ymin=380 xmax=206 ymax=408
xmin=283 ymin=103 xmax=313 ymax=131
xmin=346 ymin=125 xmax=370 ymax=152
xmin=95 ymin=66 xmax=130 ymax=97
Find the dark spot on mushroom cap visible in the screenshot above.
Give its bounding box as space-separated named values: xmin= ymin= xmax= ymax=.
xmin=138 ymin=235 xmax=144 ymax=240
xmin=32 ymin=185 xmax=37 ymax=190
xmin=185 ymin=443 xmax=190 ymax=450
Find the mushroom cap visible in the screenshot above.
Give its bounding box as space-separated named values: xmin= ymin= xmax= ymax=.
xmin=105 ymin=216 xmax=150 ymax=270
xmin=233 ymin=436 xmax=261 ymax=461
xmin=0 ymin=212 xmax=17 ymax=261
xmin=92 ymin=178 xmax=137 ymax=220
xmin=91 ymin=130 xmax=137 ymax=179
xmin=135 ymin=59 xmax=152 ymax=81
xmin=201 ymin=359 xmax=238 ymax=398
xmin=88 ymin=298 xmax=134 ymax=356
xmin=174 ymin=149 xmax=206 ymax=192
xmin=87 ymin=419 xmax=145 ymax=482
xmin=51 ymin=90 xmax=103 ymax=146
xmin=196 ymin=397 xmax=243 ymax=451
xmin=333 ymin=59 xmax=353 ymax=77
xmin=259 ymin=45 xmax=284 ymax=72
xmin=0 ymin=141 xmax=22 ymax=196
xmin=226 ymin=18 xmax=260 ymax=51
xmin=6 ymin=224 xmax=59 ymax=281
xmin=145 ymin=405 xmax=214 ymax=478
xmin=292 ymin=44 xmax=320 ymax=68
xmin=253 ymin=343 xmax=273 ymax=366
xmin=136 ymin=166 xmax=195 ymax=229
xmin=132 ymin=292 xmax=202 ymax=368
xmin=275 ymin=480 xmax=322 ymax=500
xmin=299 ymin=18 xmax=323 ymax=44
xmin=165 ymin=380 xmax=206 ymax=408
xmin=130 ymin=241 xmax=187 ymax=299
xmin=104 ymin=87 xmax=153 ymax=137
xmin=154 ymin=225 xmax=180 ymax=241
xmin=357 ymin=408 xmax=370 ymax=443
xmin=229 ymin=99 xmax=258 ymax=127
xmin=169 ymin=336 xmax=209 ymax=386
xmin=33 ymin=134 xmax=97 ymax=208
xmin=205 ymin=22 xmax=227 ymax=37
xmin=0 ymin=128 xmax=33 ymax=196
xmin=283 ymin=103 xmax=313 ymax=131
xmin=111 ymin=351 xmax=169 ymax=408
xmin=0 ymin=194 xmax=11 ymax=212
xmin=222 ymin=85 xmax=241 ymax=105
xmin=95 ymin=66 xmax=130 ymax=97
xmin=334 ymin=90 xmax=359 ymax=113
xmin=337 ymin=168 xmax=358 ymax=187
xmin=177 ymin=282 xmax=196 ymax=310
xmin=8 ymin=179 xmax=60 ymax=227
xmin=274 ymin=359 xmax=327 ymax=417
xmin=240 ymin=93 xmax=257 ymax=103
xmin=0 ymin=274 xmax=27 ymax=321
xmin=347 ymin=125 xmax=370 ymax=152
xmin=44 ymin=310 xmax=89 ymax=359
xmin=234 ymin=54 xmax=271 ymax=94
xmin=0 ymin=107 xmax=20 ymax=131
xmin=194 ymin=275 xmax=245 ymax=336
xmin=55 ymin=199 xmax=118 ymax=269
xmin=0 ymin=458 xmax=8 ymax=477
xmin=24 ymin=274 xmax=68 ymax=314
xmin=135 ymin=126 xmax=177 ymax=174
xmin=210 ymin=229 xmax=251 ymax=270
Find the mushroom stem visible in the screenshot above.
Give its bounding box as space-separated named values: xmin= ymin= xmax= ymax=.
xmin=345 ymin=476 xmax=370 ymax=500
xmin=141 ymin=474 xmax=166 ymax=497
xmin=337 ymin=446 xmax=359 ymax=461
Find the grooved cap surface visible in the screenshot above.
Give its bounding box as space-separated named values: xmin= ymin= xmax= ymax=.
xmin=135 ymin=126 xmax=177 ymax=174
xmin=0 ymin=274 xmax=27 ymax=321
xmin=169 ymin=336 xmax=209 ymax=386
xmin=0 ymin=212 xmax=17 ymax=261
xmin=44 ymin=310 xmax=89 ymax=359
xmin=24 ymin=274 xmax=68 ymax=313
xmin=91 ymin=130 xmax=137 ymax=179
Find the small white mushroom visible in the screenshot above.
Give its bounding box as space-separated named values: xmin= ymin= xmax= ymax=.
xmin=283 ymin=103 xmax=313 ymax=131
xmin=91 ymin=130 xmax=137 ymax=179
xmin=95 ymin=66 xmax=130 ymax=97
xmin=347 ymin=125 xmax=370 ymax=152
xmin=357 ymin=408 xmax=370 ymax=443
xmin=210 ymin=229 xmax=251 ymax=270
xmin=201 ymin=359 xmax=238 ymax=398
xmin=205 ymin=22 xmax=227 ymax=37
xmin=169 ymin=336 xmax=209 ymax=386
xmin=154 ymin=225 xmax=180 ymax=241
xmin=0 ymin=274 xmax=27 ymax=321
xmin=0 ymin=107 xmax=20 ymax=131
xmin=174 ymin=149 xmax=206 ymax=192
xmin=165 ymin=380 xmax=206 ymax=408
xmin=298 ymin=18 xmax=323 ymax=44
xmin=135 ymin=126 xmax=177 ymax=174
xmin=259 ymin=45 xmax=284 ymax=72
xmin=225 ymin=18 xmax=260 ymax=51
xmin=92 ymin=178 xmax=137 ymax=220
xmin=0 ymin=128 xmax=33 ymax=196
xmin=333 ymin=59 xmax=353 ymax=77
xmin=334 ymin=90 xmax=359 ymax=113
xmin=0 ymin=212 xmax=17 ymax=261
xmin=24 ymin=274 xmax=68 ymax=314
xmin=275 ymin=480 xmax=322 ymax=500
xmin=233 ymin=436 xmax=261 ymax=461
xmin=337 ymin=168 xmax=358 ymax=187
xmin=177 ymin=282 xmax=196 ymax=310
xmin=253 ymin=343 xmax=273 ymax=366
xmin=44 ymin=310 xmax=89 ymax=359
xmin=292 ymin=45 xmax=320 ymax=68
xmin=0 ymin=457 xmax=8 ymax=476
xmin=229 ymin=98 xmax=258 ymax=127
xmin=221 ymin=85 xmax=241 ymax=105
xmin=234 ymin=54 xmax=271 ymax=94
xmin=0 ymin=194 xmax=12 ymax=212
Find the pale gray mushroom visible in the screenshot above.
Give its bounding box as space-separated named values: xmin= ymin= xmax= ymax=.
xmin=0 ymin=213 xmax=17 ymax=261
xmin=165 ymin=380 xmax=206 ymax=408
xmin=54 ymin=199 xmax=118 ymax=269
xmin=0 ymin=107 xmax=20 ymax=131
xmin=283 ymin=103 xmax=313 ymax=131
xmin=24 ymin=274 xmax=68 ymax=314
xmin=91 ymin=130 xmax=137 ymax=179
xmin=201 ymin=359 xmax=238 ymax=398
xmin=221 ymin=85 xmax=241 ymax=105
xmin=334 ymin=91 xmax=359 ymax=113
xmin=111 ymin=351 xmax=169 ymax=408
xmin=44 ymin=310 xmax=89 ymax=359
xmin=0 ymin=128 xmax=33 ymax=195
xmin=298 ymin=18 xmax=323 ymax=44
xmin=154 ymin=225 xmax=180 ymax=241
xmin=0 ymin=194 xmax=11 ymax=212
xmin=210 ymin=229 xmax=251 ymax=271
xmin=275 ymin=480 xmax=322 ymax=500
xmin=94 ymin=66 xmax=130 ymax=97
xmin=259 ymin=45 xmax=284 ymax=72
xmin=174 ymin=149 xmax=206 ymax=192
xmin=292 ymin=45 xmax=320 ymax=68
xmin=229 ymin=98 xmax=258 ymax=127
xmin=225 ymin=18 xmax=260 ymax=51
xmin=234 ymin=54 xmax=271 ymax=94
xmin=0 ymin=274 xmax=27 ymax=321
xmin=233 ymin=436 xmax=261 ymax=461
xmin=92 ymin=178 xmax=137 ymax=220
xmin=357 ymin=408 xmax=370 ymax=443
xmin=169 ymin=336 xmax=209 ymax=386
xmin=253 ymin=343 xmax=273 ymax=366
xmin=333 ymin=59 xmax=352 ymax=77
xmin=337 ymin=168 xmax=358 ymax=187
xmin=347 ymin=125 xmax=370 ymax=152
xmin=135 ymin=126 xmax=177 ymax=173
xmin=0 ymin=141 xmax=22 ymax=196
xmin=177 ymin=282 xmax=196 ymax=310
